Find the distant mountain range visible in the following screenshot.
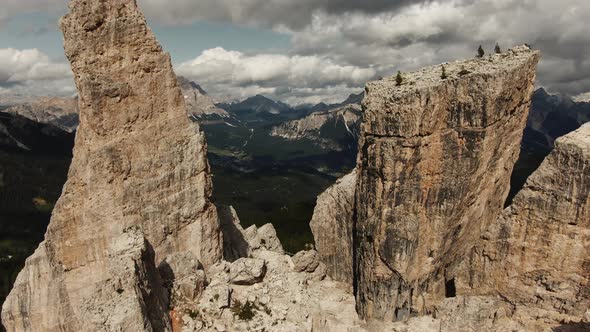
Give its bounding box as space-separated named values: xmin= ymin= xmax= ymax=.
xmin=0 ymin=112 xmax=74 ymax=155
xmin=270 ymin=95 xmax=363 ymax=152
xmin=2 ymin=97 xmax=78 ymax=133
xmin=218 ymin=94 xmax=292 ymax=116
xmin=523 ymin=88 xmax=590 ymax=154
xmin=1 ymin=82 xmax=589 ymax=309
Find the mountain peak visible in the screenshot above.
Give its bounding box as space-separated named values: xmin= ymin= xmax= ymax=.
xmin=177 ymin=76 xmax=208 ymax=95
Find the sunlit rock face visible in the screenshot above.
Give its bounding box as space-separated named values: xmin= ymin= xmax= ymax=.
xmin=1 ymin=0 xmax=221 ymax=330
xmin=456 ymin=122 xmax=590 ymax=325
xmin=354 ymin=46 xmax=540 ymax=321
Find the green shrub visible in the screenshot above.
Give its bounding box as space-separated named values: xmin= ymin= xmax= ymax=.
xmin=187 ymin=310 xmax=199 ymax=319
xmin=395 ymin=71 xmax=403 ymax=86
xmin=232 ymin=300 xmax=256 ymax=321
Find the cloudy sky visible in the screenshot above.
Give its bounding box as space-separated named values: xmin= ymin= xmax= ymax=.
xmin=0 ymin=0 xmax=588 ymax=105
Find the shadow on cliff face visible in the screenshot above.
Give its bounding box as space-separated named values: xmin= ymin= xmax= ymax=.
xmin=506 ymin=89 xmax=590 ymax=207
xmin=217 ymin=205 xmax=251 ymax=262
xmin=552 ymin=322 xmax=590 ymax=332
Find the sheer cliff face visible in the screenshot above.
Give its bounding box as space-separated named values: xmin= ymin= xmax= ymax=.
xmin=1 ymin=1 xmax=221 ymax=330
xmin=310 ymin=169 xmax=357 ymax=284
xmin=456 ymin=123 xmax=590 ymax=321
xmin=354 ymin=47 xmax=540 ymax=321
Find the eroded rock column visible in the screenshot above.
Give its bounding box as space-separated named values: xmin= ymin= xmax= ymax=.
xmin=1 ymin=1 xmax=221 ymax=330
xmin=354 ymin=46 xmax=540 ymax=321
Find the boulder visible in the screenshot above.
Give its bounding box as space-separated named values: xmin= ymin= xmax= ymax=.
xmin=257 ymin=224 xmax=284 ymax=254
xmin=219 ymin=205 xmax=284 ymax=261
xmin=292 ymin=250 xmax=321 ymax=273
xmin=229 ymin=258 xmax=267 ymax=285
xmin=158 ymin=252 xmax=206 ymax=307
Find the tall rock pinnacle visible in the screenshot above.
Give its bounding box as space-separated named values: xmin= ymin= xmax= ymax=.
xmin=354 ymin=46 xmax=540 ymax=321
xmin=1 ymin=0 xmax=222 ymax=330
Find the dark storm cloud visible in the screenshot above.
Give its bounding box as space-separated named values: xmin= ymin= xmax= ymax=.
xmin=2 ymin=0 xmax=589 ymax=102
xmin=285 ymin=0 xmax=590 ymax=97
xmin=138 ymin=0 xmax=429 ymax=30
xmin=175 ymin=0 xmax=590 ymax=102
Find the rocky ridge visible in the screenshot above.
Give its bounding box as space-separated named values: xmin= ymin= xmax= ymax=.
xmin=2 ymin=1 xmax=222 ymax=330
xmin=4 ymin=97 xmax=79 ymax=133
xmin=270 ymin=103 xmax=361 ymax=151
xmin=311 ymin=46 xmax=590 ymax=331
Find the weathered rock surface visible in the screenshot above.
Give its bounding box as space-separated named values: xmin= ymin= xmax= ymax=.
xmin=355 ymin=46 xmax=541 ymax=320
xmin=254 ymin=224 xmax=284 ymax=254
xmin=229 ymin=258 xmax=267 ymax=285
xmin=2 ymin=0 xmax=221 ymax=330
xmin=182 ymin=249 xmax=371 ymax=332
xmin=219 ymin=205 xmax=284 ymax=262
xmin=158 ymin=252 xmax=207 ymax=308
xmin=292 ymin=250 xmax=321 ymax=273
xmin=310 ymin=169 xmax=356 ymax=284
xmin=456 ymin=122 xmax=590 ymax=325
xmin=178 ymin=77 xmax=229 ymax=119
xmin=2 ymin=227 xmax=172 ymax=331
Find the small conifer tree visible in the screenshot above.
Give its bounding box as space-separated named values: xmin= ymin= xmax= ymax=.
xmin=477 ymin=45 xmax=485 ymax=58
xmin=441 ymin=65 xmax=447 ymax=79
xmin=395 ymin=71 xmax=403 ymax=86
xmin=494 ymin=43 xmax=501 ymax=54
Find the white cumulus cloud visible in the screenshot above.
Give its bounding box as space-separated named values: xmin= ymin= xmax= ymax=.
xmin=176 ymin=47 xmax=376 ymax=104
xmin=0 ymin=48 xmax=74 ymax=96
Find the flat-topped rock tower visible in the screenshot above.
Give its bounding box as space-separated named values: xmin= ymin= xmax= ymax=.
xmin=354 ymin=46 xmax=540 ymax=320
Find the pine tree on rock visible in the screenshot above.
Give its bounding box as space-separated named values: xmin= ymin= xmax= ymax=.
xmin=477 ymin=45 xmax=485 ymax=58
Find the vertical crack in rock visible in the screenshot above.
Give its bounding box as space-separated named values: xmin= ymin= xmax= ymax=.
xmin=354 ymin=46 xmax=541 ymax=321
xmin=455 ymin=123 xmax=590 ymax=323
xmin=1 ymin=0 xmax=222 ymax=330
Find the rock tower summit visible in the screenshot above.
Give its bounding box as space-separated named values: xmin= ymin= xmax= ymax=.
xmin=354 ymin=46 xmax=540 ymax=320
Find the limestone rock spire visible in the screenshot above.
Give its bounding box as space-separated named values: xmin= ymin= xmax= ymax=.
xmin=2 ymin=0 xmax=222 ymax=330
